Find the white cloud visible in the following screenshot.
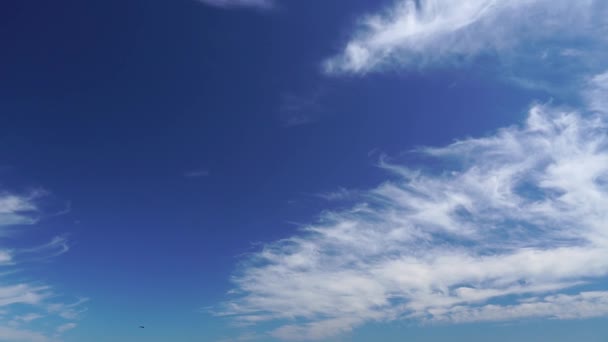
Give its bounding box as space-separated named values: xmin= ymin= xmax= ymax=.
xmin=216 ymin=332 xmax=263 ymax=342
xmin=14 ymin=313 xmax=44 ymax=324
xmin=198 ymin=0 xmax=273 ymax=9
xmin=316 ymin=187 xmax=359 ymax=202
xmin=19 ymin=235 xmax=70 ymax=262
xmin=587 ymin=71 xmax=608 ymax=114
xmin=0 ymin=250 xmax=13 ymax=265
xmin=47 ymin=298 xmax=89 ymax=320
xmin=324 ymin=0 xmax=604 ymax=74
xmin=0 ymin=284 xmax=49 ymax=307
xmin=434 ymin=291 xmax=608 ymax=323
xmin=0 ymin=327 xmax=52 ymax=342
xmin=0 ymin=192 xmax=39 ymax=229
xmin=220 ymin=74 xmax=608 ymax=340
xmin=55 ymin=323 xmax=76 ymax=334
xmin=0 ymin=190 xmax=83 ymax=341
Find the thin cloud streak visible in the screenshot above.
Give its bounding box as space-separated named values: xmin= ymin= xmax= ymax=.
xmin=324 ymin=0 xmax=605 ymax=74
xmin=55 ymin=323 xmax=77 ymax=334
xmin=20 ymin=235 xmax=70 ymax=261
xmin=433 ymin=291 xmax=608 ymax=323
xmin=279 ymin=90 xmax=328 ymax=127
xmin=220 ymin=74 xmax=608 ymax=340
xmin=0 ymin=190 xmax=84 ymax=341
xmin=0 ymin=191 xmax=41 ymax=229
xmin=0 ymin=327 xmax=52 ymax=342
xmin=185 ymin=169 xmax=210 ymax=178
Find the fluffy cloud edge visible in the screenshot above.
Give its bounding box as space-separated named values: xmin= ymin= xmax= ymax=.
xmin=218 ymin=72 xmax=608 ymax=340
xmin=323 ymin=0 xmax=605 ymax=75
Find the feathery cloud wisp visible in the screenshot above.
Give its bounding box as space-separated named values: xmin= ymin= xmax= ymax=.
xmin=0 ymin=327 xmax=51 ymax=342
xmin=56 ymin=323 xmax=77 ymax=334
xmin=0 ymin=190 xmax=84 ymax=341
xmin=220 ymin=74 xmax=608 ymax=340
xmin=279 ymin=90 xmax=327 ymax=127
xmin=0 ymin=192 xmax=40 ymax=229
xmin=185 ymin=169 xmax=210 ymax=178
xmin=324 ymin=0 xmax=605 ymax=74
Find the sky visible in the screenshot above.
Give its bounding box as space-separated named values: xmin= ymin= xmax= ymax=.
xmin=1 ymin=0 xmax=608 ymax=341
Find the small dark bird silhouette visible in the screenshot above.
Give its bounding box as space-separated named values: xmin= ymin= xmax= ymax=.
xmin=139 ymin=326 xmax=145 ymax=329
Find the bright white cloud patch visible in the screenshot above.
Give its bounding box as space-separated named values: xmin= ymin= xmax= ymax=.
xmin=198 ymin=0 xmax=273 ymax=9
xmin=324 ymin=0 xmax=604 ymax=74
xmin=0 ymin=192 xmax=39 ymax=229
xmin=220 ymin=75 xmax=608 ymax=340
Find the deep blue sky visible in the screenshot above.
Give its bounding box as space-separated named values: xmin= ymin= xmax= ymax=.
xmin=1 ymin=1 xmax=607 ymax=341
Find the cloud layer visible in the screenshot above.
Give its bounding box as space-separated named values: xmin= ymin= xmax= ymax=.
xmin=0 ymin=191 xmax=84 ymax=341
xmin=324 ymin=0 xmax=605 ymax=74
xmin=220 ymin=74 xmax=608 ymax=340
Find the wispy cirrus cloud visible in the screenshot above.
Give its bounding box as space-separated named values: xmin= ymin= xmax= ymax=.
xmin=0 ymin=191 xmax=41 ymax=229
xmin=315 ymin=187 xmax=360 ymax=202
xmin=324 ymin=0 xmax=606 ymax=75
xmin=588 ymin=71 xmax=608 ymax=114
xmin=197 ymin=0 xmax=273 ymax=10
xmin=0 ymin=326 xmax=52 ymax=342
xmin=184 ymin=169 xmax=210 ymax=178
xmin=55 ymin=323 xmax=77 ymax=334
xmin=0 ymin=189 xmax=84 ymax=342
xmin=219 ymin=74 xmax=608 ymax=340
xmin=279 ymin=90 xmax=327 ymax=127
xmin=434 ymin=291 xmax=608 ymax=323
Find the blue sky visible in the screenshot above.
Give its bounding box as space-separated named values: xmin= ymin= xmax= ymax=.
xmin=1 ymin=0 xmax=608 ymax=341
